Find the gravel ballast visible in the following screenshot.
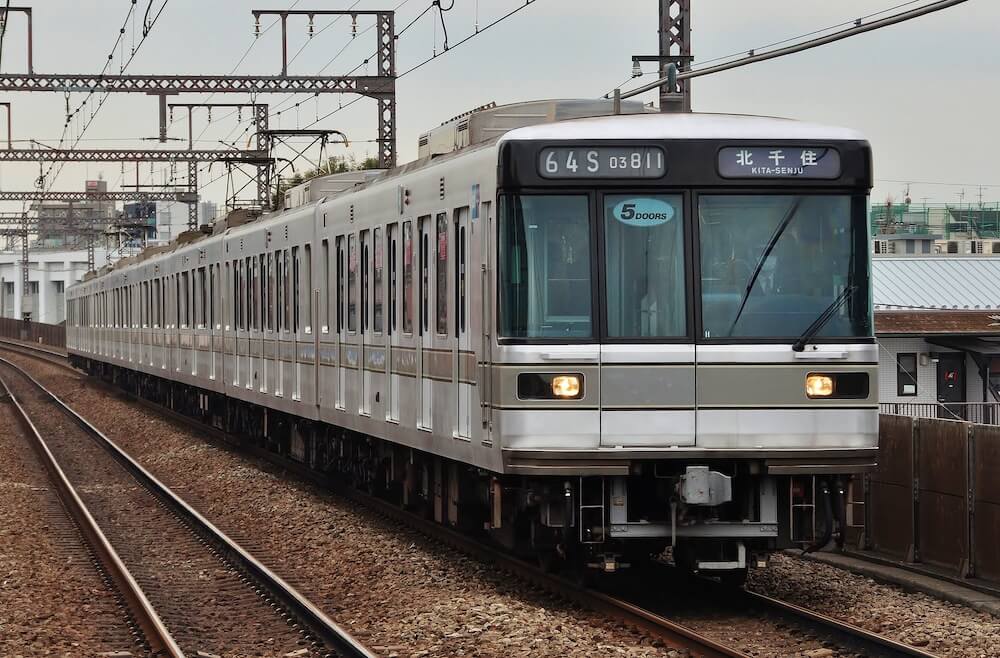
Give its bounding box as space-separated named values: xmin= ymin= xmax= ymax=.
xmin=10 ymin=352 xmax=1000 ymax=657
xmin=0 ymin=388 xmax=140 ymax=656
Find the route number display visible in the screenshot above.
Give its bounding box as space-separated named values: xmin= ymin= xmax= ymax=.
xmin=538 ymin=146 xmax=666 ymax=179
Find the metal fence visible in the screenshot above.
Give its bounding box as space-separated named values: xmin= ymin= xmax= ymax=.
xmin=868 ymin=414 xmax=1000 ymax=585
xmin=0 ymin=317 xmax=66 ymax=348
xmin=880 ymin=402 xmax=1000 ymax=426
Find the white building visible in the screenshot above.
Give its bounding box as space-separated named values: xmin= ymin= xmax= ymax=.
xmin=874 ymin=257 xmax=1000 ymax=422
xmin=0 ymin=247 xmax=110 ymax=324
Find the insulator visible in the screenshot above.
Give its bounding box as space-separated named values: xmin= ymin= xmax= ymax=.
xmin=207 ymin=108 xmax=212 ymax=123
xmin=169 ymin=107 xmax=174 ymax=122
xmin=237 ymin=107 xmax=242 ymax=122
xmin=308 ymin=14 xmax=314 ymax=38
xmin=351 ymin=14 xmax=357 ymax=38
xmin=254 ymin=17 xmax=260 ymax=37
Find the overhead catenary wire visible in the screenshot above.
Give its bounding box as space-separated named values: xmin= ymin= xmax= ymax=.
xmin=615 ymin=0 xmax=970 ymax=101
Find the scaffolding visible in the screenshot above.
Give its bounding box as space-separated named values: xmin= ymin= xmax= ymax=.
xmin=871 ymin=203 xmax=1000 ymax=239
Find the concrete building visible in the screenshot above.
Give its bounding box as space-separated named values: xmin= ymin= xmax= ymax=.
xmin=874 ymin=257 xmax=1000 ymax=422
xmin=31 ymin=179 xmax=119 ymax=250
xmin=0 ymin=246 xmax=110 ymax=323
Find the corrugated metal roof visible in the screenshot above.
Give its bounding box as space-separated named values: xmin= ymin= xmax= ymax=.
xmin=873 ymin=257 xmax=1000 ymax=310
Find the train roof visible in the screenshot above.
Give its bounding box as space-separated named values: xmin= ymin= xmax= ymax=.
xmin=499 ymin=112 xmax=867 ymax=143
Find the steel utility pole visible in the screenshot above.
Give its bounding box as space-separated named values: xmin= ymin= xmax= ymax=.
xmin=659 ymin=0 xmax=692 ymax=113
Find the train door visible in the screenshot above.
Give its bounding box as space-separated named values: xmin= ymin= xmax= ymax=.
xmin=360 ymin=230 xmax=371 ymax=416
xmin=336 ymin=236 xmax=346 ymax=410
xmin=347 ymin=234 xmax=359 ymax=412
xmin=455 ymin=208 xmax=472 ymax=439
xmin=387 ymin=223 xmax=400 ymax=422
xmin=418 ymin=215 xmax=433 ymax=431
xmin=479 ymin=201 xmax=493 ymax=441
xmin=600 ymin=192 xmax=696 ymax=447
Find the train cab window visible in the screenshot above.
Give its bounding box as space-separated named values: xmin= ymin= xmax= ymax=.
xmin=321 ymin=239 xmax=330 ymax=333
xmin=373 ymin=228 xmax=384 ymax=334
xmin=603 ymin=194 xmax=686 ymax=338
xmin=436 ymin=213 xmax=448 ymax=336
xmin=348 ymin=235 xmax=358 ymax=333
xmin=402 ymin=221 xmax=413 ymax=334
xmin=500 ymin=195 xmax=593 ymax=339
xmin=699 ymin=195 xmax=871 ymax=340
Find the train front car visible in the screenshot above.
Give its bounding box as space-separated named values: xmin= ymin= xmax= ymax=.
xmin=492 ymin=113 xmax=876 ymax=581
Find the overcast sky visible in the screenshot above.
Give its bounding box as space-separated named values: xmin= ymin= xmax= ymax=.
xmin=0 ymin=0 xmax=995 ymax=212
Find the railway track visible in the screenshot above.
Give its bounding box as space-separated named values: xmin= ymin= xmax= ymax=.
xmin=0 ymin=353 xmax=374 ymax=658
xmin=1 ymin=341 xmax=942 ymax=657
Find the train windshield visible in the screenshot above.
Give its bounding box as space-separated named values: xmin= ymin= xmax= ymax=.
xmin=500 ymin=195 xmax=594 ymax=339
xmin=699 ymin=194 xmax=870 ymax=339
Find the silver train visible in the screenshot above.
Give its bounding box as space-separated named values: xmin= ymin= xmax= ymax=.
xmin=67 ymin=100 xmax=878 ymax=580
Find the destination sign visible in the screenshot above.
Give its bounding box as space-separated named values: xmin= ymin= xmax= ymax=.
xmin=539 ymin=146 xmax=666 ymax=179
xmin=718 ymin=147 xmax=841 ymax=179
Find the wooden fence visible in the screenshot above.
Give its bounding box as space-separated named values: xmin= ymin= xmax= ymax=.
xmin=0 ymin=317 xmax=66 ymax=349
xmin=868 ymin=414 xmax=1000 ymax=584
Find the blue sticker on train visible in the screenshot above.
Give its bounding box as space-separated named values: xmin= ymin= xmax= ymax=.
xmin=611 ymin=198 xmax=675 ymax=227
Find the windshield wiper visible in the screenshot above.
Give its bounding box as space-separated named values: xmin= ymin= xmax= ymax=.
xmin=725 ymin=197 xmax=804 ymax=337
xmin=792 ymin=285 xmax=858 ymax=352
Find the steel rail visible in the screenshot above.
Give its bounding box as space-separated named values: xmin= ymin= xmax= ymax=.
xmin=2 ymin=342 xmax=938 ymax=657
xmin=52 ymin=373 xmax=745 ymax=658
xmin=0 ymin=355 xmax=376 ymax=658
xmin=0 ymin=365 xmax=185 ymax=658
xmin=742 ymin=589 xmax=940 ymax=658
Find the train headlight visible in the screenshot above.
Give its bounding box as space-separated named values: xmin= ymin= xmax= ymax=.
xmin=805 ymin=374 xmax=835 ymax=398
xmin=552 ymin=375 xmax=582 ymax=399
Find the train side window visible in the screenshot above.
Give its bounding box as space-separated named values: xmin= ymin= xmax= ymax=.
xmin=275 ymin=252 xmax=284 ymax=332
xmin=458 ymin=222 xmax=466 ymax=335
xmin=175 ymin=275 xmax=182 ymax=329
xmin=336 ymin=237 xmax=344 ymax=333
xmin=420 ymin=219 xmax=430 ymax=335
xmin=292 ymin=246 xmax=301 ymax=333
xmin=247 ymin=256 xmax=255 ymax=332
xmin=348 ymin=235 xmax=357 ymax=333
xmin=266 ymin=253 xmax=274 ymax=331
xmin=388 ymin=225 xmax=397 ymax=336
xmin=402 ymin=221 xmax=413 ymax=334
xmin=257 ymin=254 xmax=267 ymax=331
xmin=373 ymin=228 xmax=384 ymax=334
xmin=209 ymin=265 xmax=216 ymax=329
xmin=321 ymin=239 xmax=330 ymax=333
xmin=200 ymin=267 xmax=208 ymax=329
xmin=283 ymin=249 xmax=292 ymax=332
xmin=436 ymin=212 xmax=448 ymax=336
xmin=360 ymin=232 xmax=369 ymax=333
xmin=303 ymin=244 xmax=312 ymax=334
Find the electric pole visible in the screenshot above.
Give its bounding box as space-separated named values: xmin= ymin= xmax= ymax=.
xmin=659 ymin=0 xmax=692 ymax=112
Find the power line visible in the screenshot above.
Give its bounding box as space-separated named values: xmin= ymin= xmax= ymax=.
xmin=878 ymin=179 xmax=1000 ymax=189
xmin=617 ymin=0 xmax=970 ymax=101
